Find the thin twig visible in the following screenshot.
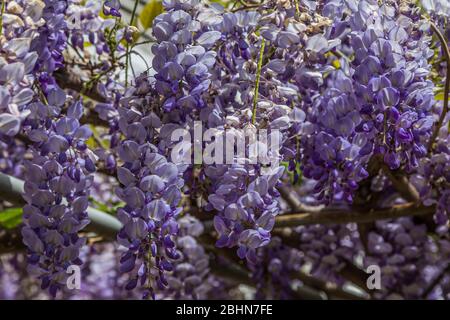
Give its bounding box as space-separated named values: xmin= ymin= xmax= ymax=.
xmin=292 ymin=270 xmax=368 ymax=300
xmin=54 ymin=69 xmax=106 ymax=102
xmin=252 ymin=38 xmax=266 ymax=124
xmin=428 ymin=22 xmax=450 ymax=151
xmin=0 ymin=0 xmax=6 ymax=37
xmin=232 ymin=1 xmax=262 ymax=12
xmin=381 ymin=165 xmax=420 ymax=203
xmin=274 ymin=203 xmax=435 ymax=228
xmin=125 ymin=0 xmax=140 ymax=88
xmin=422 ymin=264 xmax=450 ymax=298
xmin=277 ymin=186 xmax=325 ymax=213
xmin=294 ymin=0 xmax=301 ymax=17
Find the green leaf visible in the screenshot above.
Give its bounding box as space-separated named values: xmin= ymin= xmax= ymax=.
xmin=281 ymin=161 xmax=303 ymax=186
xmin=0 ymin=207 xmax=23 ymax=229
xmin=89 ymin=197 xmax=110 ymax=213
xmin=209 ymin=0 xmax=232 ymax=7
xmin=140 ymin=0 xmax=164 ymax=30
xmin=435 ymin=92 xmax=448 ymax=101
xmin=112 ymin=201 xmax=126 ymax=213
xmin=88 ymin=197 xmax=125 ymax=216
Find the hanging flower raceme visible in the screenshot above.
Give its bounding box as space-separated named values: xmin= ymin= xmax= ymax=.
xmin=364 ymin=217 xmax=450 ymax=299
xmin=162 ymin=215 xmax=222 ymax=300
xmin=21 ymin=87 xmax=95 ymax=296
xmin=1 ymin=0 xmax=450 ymax=302
xmin=115 ymin=77 xmax=185 ymax=299
xmin=422 ymin=0 xmax=450 ymax=31
xmin=186 ymin=9 xmax=264 ymax=263
xmin=413 ymin=117 xmax=450 ymax=229
xmin=299 ymin=0 xmax=436 ymax=203
xmin=0 ymin=0 xmax=43 ymax=138
xmin=152 ymin=0 xmax=223 ymax=112
xmin=11 ymin=0 xmax=106 ymax=296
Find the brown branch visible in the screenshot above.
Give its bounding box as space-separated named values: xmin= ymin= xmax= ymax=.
xmin=0 ymin=228 xmax=24 ymax=254
xmin=54 ymin=69 xmax=108 ymax=103
xmin=278 ymin=186 xmax=325 ymax=213
xmin=292 ymin=270 xmax=368 ymax=300
xmin=194 ymin=203 xmax=436 ymax=234
xmin=80 ymin=111 xmax=109 ymax=128
xmin=200 ymin=233 xmax=326 ymax=299
xmin=54 ymin=69 xmax=110 ymax=127
xmin=231 ymin=1 xmax=263 ymax=12
xmin=274 ymin=203 xmax=435 ymax=228
xmin=381 ymin=165 xmax=420 ymax=203
xmin=338 ymin=263 xmax=370 ymax=292
xmin=208 ymin=257 xmax=255 ymax=287
xmin=421 ymin=264 xmax=450 ymax=298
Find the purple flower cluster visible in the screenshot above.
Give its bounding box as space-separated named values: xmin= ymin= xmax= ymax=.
xmin=32 ymin=0 xmax=69 ymax=87
xmin=115 ymin=90 xmax=185 ymax=298
xmin=1 ymin=0 xmax=450 ymax=301
xmin=103 ymin=0 xmax=121 ymax=18
xmin=413 ymin=118 xmax=450 ymax=229
xmin=364 ymin=217 xmax=450 ymax=299
xmin=422 ymin=0 xmax=450 ymax=29
xmin=152 ymin=0 xmax=222 ymax=112
xmin=0 ymin=0 xmax=42 ymax=137
xmin=0 ymin=0 xmax=100 ymax=296
xmin=201 ymin=3 xmax=342 ymax=262
xmin=162 ymin=215 xmax=218 ymax=300
xmin=299 ymin=0 xmax=435 ymax=203
xmin=250 ymin=237 xmax=304 ymax=299
xmin=69 ymin=1 xmax=117 ymax=56
xmin=21 ymin=91 xmax=94 ymax=296
xmin=149 ymin=2 xmax=285 ymax=264
xmin=296 ymin=223 xmax=361 ymax=284
xmin=208 ymin=166 xmax=284 ymax=263
xmin=197 ymin=9 xmax=287 ymax=263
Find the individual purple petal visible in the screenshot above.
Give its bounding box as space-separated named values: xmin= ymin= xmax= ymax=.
xmin=22 ymin=227 xmax=44 ymax=254
xmin=117 ymin=167 xmax=137 ymax=186
xmin=140 ymin=175 xmax=165 ymax=193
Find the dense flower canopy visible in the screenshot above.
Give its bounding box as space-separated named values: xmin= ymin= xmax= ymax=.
xmin=0 ymin=0 xmax=449 ymax=300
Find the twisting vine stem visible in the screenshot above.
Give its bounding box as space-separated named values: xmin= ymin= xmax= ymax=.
xmin=294 ymin=0 xmax=301 ymax=17
xmin=428 ymin=22 xmax=450 ymax=152
xmin=422 ymin=263 xmax=450 ymax=298
xmin=274 ymin=203 xmax=435 ymax=228
xmin=125 ymin=0 xmax=139 ymax=88
xmin=0 ymin=0 xmax=5 ymax=37
xmin=233 ymin=0 xmax=263 ymax=12
xmin=252 ymin=38 xmax=266 ymax=125
xmin=145 ymin=236 xmax=153 ymax=300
